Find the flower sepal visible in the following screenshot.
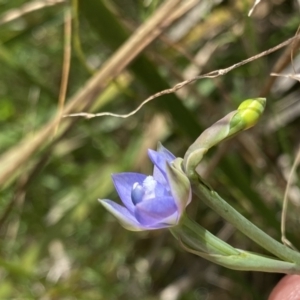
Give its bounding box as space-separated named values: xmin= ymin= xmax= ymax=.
xmin=165 ymin=158 xmax=191 ymax=222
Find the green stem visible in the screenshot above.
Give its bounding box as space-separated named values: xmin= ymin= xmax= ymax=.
xmin=191 ymin=173 xmax=300 ymax=265
xmin=171 ymin=213 xmax=239 ymax=256
xmin=171 ymin=214 xmax=300 ymax=274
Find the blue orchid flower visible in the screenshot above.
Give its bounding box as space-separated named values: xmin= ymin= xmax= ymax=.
xmin=99 ymin=144 xmax=192 ymax=231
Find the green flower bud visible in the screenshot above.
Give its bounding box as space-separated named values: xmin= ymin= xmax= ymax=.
xmin=183 ymin=98 xmax=266 ymax=177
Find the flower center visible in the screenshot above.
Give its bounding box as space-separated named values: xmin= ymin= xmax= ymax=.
xmin=131 ymin=176 xmax=157 ymax=205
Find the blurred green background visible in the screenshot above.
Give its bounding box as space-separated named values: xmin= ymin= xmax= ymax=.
xmin=0 ymin=0 xmax=300 ymax=299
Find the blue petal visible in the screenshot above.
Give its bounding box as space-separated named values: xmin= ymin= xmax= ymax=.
xmin=99 ymin=199 xmax=175 ymax=231
xmin=148 ymin=148 xmax=175 ymax=184
xmin=157 ymin=143 xmax=176 ymax=161
xmin=153 ymin=180 xmax=170 ymax=198
xmin=160 ymin=211 xmax=179 ymax=225
xmin=99 ymin=199 xmax=143 ymax=231
xmin=112 ymin=173 xmax=147 ymax=213
xmin=142 ymin=212 xmax=178 ymax=229
xmin=153 ymin=166 xmax=166 ymax=186
xmin=134 ymin=196 xmax=177 ymax=226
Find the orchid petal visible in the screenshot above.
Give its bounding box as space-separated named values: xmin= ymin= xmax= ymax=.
xmin=100 ymin=144 xmax=191 ymax=231
xmin=153 ymin=166 xmax=166 ymax=185
xmin=156 ymin=142 xmax=176 ymax=161
xmin=112 ymin=173 xmax=147 ymax=213
xmin=148 ymin=150 xmax=166 ymax=184
xmin=156 ymin=211 xmax=178 ymax=226
xmin=148 ymin=149 xmax=175 ymax=185
xmin=141 ymin=218 xmax=178 ymax=230
xmin=135 ymin=196 xmax=177 ymax=226
xmin=99 ymin=199 xmax=143 ymax=231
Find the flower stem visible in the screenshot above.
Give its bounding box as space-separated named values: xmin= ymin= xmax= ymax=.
xmin=171 ymin=214 xmax=300 ymax=274
xmin=171 ymin=213 xmax=239 ymax=256
xmin=191 ymin=173 xmax=300 ymax=265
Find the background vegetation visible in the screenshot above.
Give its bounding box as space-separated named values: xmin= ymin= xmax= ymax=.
xmin=0 ymin=0 xmax=300 ymax=299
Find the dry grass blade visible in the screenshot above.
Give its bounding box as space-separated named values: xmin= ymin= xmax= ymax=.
xmin=54 ymin=8 xmax=72 ymax=136
xmin=163 ymin=0 xmax=201 ymax=24
xmin=260 ymin=40 xmax=300 ymax=96
xmin=248 ymin=0 xmax=262 ymax=17
xmin=271 ymin=31 xmax=300 ymax=249
xmin=271 ymin=73 xmax=300 ymax=80
xmin=0 ymin=0 xmax=66 ymax=26
xmin=281 ymin=148 xmax=300 ymax=250
xmin=263 ymin=25 xmax=300 ymax=96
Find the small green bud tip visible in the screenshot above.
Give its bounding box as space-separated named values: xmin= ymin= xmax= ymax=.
xmin=237 ymin=97 xmax=266 ymax=129
xmin=183 ymin=97 xmax=266 ymax=176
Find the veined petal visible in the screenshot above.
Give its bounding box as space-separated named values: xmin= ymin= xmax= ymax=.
xmin=98 ymin=199 xmax=143 ymax=231
xmin=135 ymin=196 xmax=177 ymax=226
xmin=112 ymin=173 xmax=147 ymax=213
xmin=165 ymin=158 xmax=191 ymax=216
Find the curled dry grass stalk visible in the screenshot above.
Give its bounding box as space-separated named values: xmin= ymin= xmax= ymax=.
xmin=64 ymin=33 xmax=300 ymax=120
xmin=53 ymin=8 xmax=72 ymax=136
